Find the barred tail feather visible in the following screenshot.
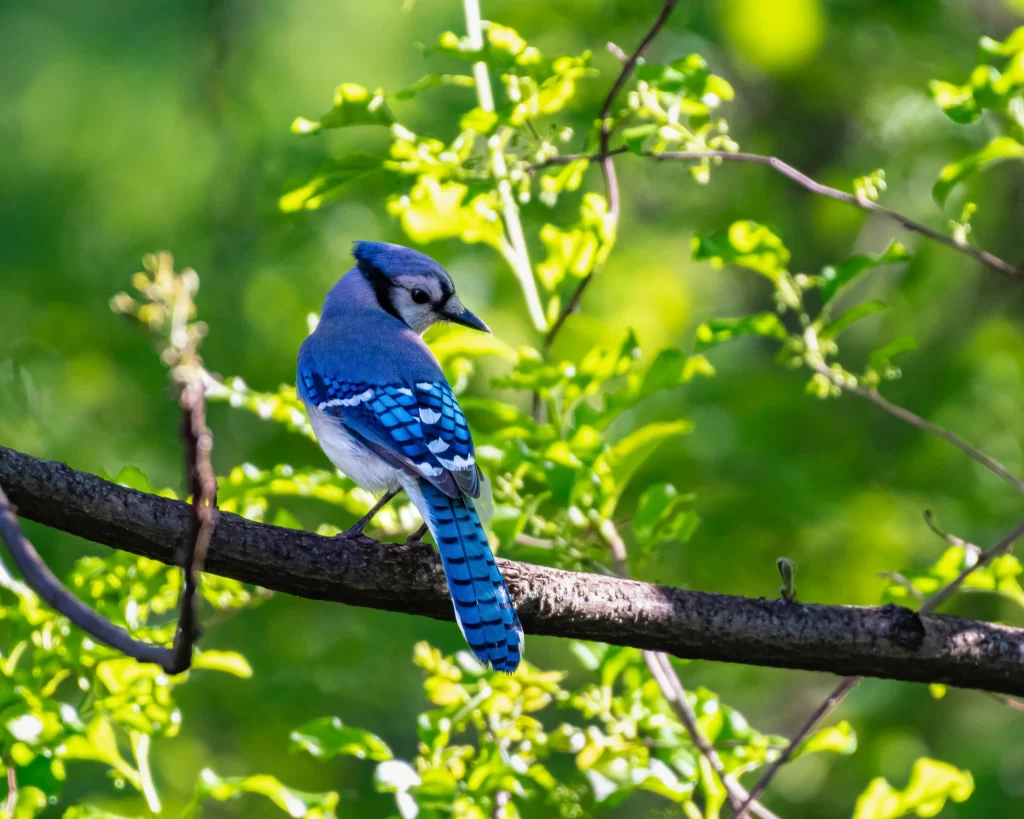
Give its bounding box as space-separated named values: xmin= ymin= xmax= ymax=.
xmin=408 ymin=479 xmax=523 ymax=672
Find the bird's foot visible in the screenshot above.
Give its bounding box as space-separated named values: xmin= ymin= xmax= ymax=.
xmin=405 ymin=523 xmax=428 ymax=544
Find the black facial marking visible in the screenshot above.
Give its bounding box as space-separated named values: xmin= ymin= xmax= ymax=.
xmin=357 ymin=260 xmax=404 ymax=323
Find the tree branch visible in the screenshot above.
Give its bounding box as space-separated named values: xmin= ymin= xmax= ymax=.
xmin=732 ymin=510 xmax=1024 ymax=817
xmin=544 ymin=0 xmax=679 ymax=348
xmin=0 ymin=389 xmax=216 ymax=675
xmin=531 ymin=148 xmax=1023 ymax=283
xmin=4 ymin=445 xmax=1024 ymax=695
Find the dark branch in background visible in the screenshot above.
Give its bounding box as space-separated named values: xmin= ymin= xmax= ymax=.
xmin=544 ymin=0 xmax=680 ymax=349
xmin=5 ymin=447 xmax=1024 ymax=698
xmin=531 ymin=148 xmax=1024 ymax=283
xmin=0 ymin=387 xmax=216 ymax=674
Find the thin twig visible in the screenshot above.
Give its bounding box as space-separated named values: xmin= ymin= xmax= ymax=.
xmin=545 ymin=0 xmax=680 ymax=348
xmin=645 ymin=652 xmax=782 ymax=819
xmin=5 ymin=763 xmax=17 ymax=818
xmin=919 ymin=519 xmax=1024 ymax=614
xmin=809 ymin=360 xmax=1024 ymax=497
xmin=599 ymin=519 xmax=779 ymax=818
xmin=923 ymin=510 xmax=979 ymax=552
xmin=530 ymin=148 xmax=1023 ymax=283
xmin=734 ymin=516 xmax=1024 ymax=816
xmin=0 ymin=382 xmax=217 ymax=675
xmin=733 ymin=676 xmax=860 ymax=819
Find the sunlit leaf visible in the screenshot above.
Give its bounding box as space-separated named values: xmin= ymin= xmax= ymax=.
xmin=820 ymin=242 xmax=910 ymax=306
xmin=290 ymin=717 xmax=393 ymax=762
xmin=692 ymin=222 xmax=790 ymax=281
xmin=279 ymin=155 xmax=387 ymax=213
xmin=694 ymin=313 xmax=788 ymax=352
xmin=594 ymin=421 xmax=693 ymax=516
xmin=933 ymin=136 xmax=1024 ymax=206
xmin=193 ymin=769 xmax=339 ymax=819
xmin=292 ymin=83 xmax=394 ymax=135
xmin=794 ymin=720 xmax=857 ymax=758
xmin=852 ymin=758 xmax=974 ymax=819
xmin=192 ymin=650 xmax=253 ymax=679
xmin=818 ymin=300 xmax=888 ymax=341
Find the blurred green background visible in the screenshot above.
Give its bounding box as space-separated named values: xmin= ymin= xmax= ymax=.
xmin=2 ymin=0 xmax=1024 ymax=815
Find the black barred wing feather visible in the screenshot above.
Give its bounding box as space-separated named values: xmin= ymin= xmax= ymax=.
xmin=298 ymin=372 xmax=479 ymax=498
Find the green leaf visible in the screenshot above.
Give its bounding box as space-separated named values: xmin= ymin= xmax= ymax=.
xmin=386 ymin=178 xmax=504 ymax=250
xmin=192 ymin=650 xmax=253 ymax=679
xmin=459 ymin=106 xmax=499 ymax=134
xmin=290 ymin=717 xmax=393 ymax=762
xmin=820 ymin=242 xmax=910 ymax=306
xmin=852 ymin=758 xmax=974 ymax=819
xmin=194 ymin=769 xmax=339 ymax=819
xmin=882 ymin=546 xmax=1024 ymax=609
xmin=868 ymin=337 xmax=917 ymax=376
xmin=818 ymin=300 xmax=888 ymax=341
xmin=594 ymin=421 xmax=693 ymax=516
xmin=291 ymin=83 xmax=394 ymax=134
xmin=794 ymin=720 xmax=857 ymax=758
xmin=632 ymin=483 xmax=699 ymax=550
xmin=622 ymin=124 xmax=658 ymax=155
xmin=9 ymin=787 xmax=48 ymax=819
xmin=427 ymin=326 xmax=516 ymax=366
xmin=61 ymin=717 xmax=141 ymax=791
xmin=63 ymin=808 xmax=134 ymax=819
xmin=692 ymin=221 xmax=790 ymax=281
xmin=694 ymin=313 xmax=788 ymax=352
xmin=279 ymin=155 xmax=387 ymax=213
xmin=392 ymin=73 xmax=475 ymax=101
xmin=933 ymin=136 xmax=1024 ymax=206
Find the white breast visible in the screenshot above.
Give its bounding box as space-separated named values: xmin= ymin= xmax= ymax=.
xmin=306 ymin=404 xmax=403 ymax=493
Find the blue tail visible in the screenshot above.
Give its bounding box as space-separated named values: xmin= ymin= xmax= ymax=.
xmin=417 ymin=480 xmax=523 ymax=672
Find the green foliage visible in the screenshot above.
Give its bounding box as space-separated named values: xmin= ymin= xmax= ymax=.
xmin=183 ymin=770 xmax=339 ymax=819
xmin=882 ymin=546 xmax=1024 ymax=609
xmin=286 ymin=641 xmax=854 ymax=819
xmin=4 ymin=2 xmax=1015 ymax=817
xmin=0 ymin=549 xmax=262 ymax=816
xmin=929 ymin=27 xmax=1024 ymax=205
xmin=852 ymin=758 xmax=974 ymax=819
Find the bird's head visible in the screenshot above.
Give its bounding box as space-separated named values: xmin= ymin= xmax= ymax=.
xmin=350 ymin=241 xmax=489 ymax=335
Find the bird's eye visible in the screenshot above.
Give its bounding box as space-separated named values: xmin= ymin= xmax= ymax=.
xmin=411 ymin=288 xmax=431 ymax=305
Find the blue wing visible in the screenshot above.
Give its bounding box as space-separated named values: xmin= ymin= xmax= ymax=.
xmin=299 ymin=371 xmax=479 ymax=499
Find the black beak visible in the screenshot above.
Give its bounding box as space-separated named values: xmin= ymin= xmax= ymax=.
xmin=444 ymin=297 xmax=490 ymax=333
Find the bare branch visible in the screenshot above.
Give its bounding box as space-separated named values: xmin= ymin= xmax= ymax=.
xmin=530 ymin=148 xmax=1023 ymax=283
xmin=923 ymin=510 xmax=979 ymax=552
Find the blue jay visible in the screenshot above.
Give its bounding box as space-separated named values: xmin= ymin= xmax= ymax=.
xmin=297 ymin=242 xmax=523 ymax=673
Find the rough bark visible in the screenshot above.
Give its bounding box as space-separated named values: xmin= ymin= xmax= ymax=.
xmin=3 ymin=445 xmax=1024 ymax=695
